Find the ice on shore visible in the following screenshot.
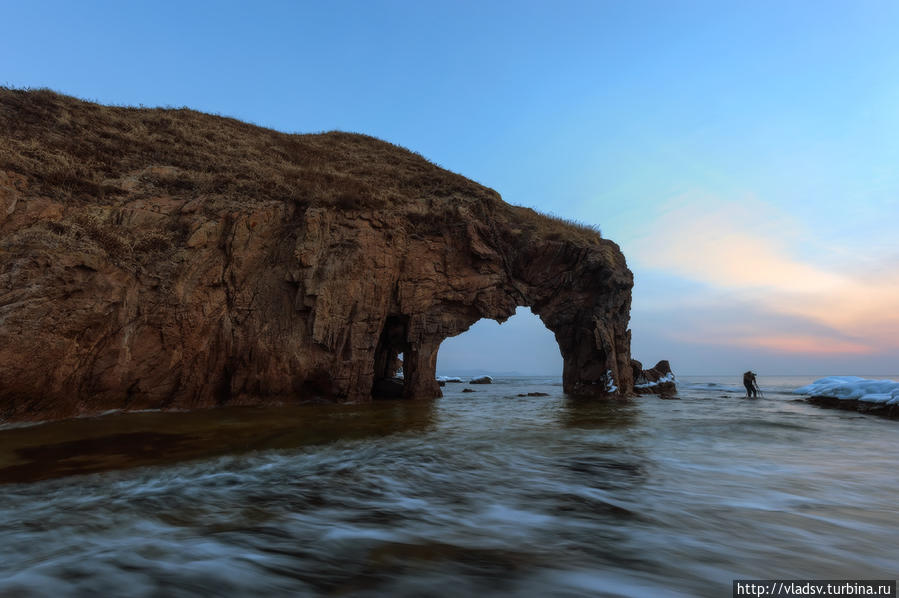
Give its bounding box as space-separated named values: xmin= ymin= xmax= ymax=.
xmin=793 ymin=376 xmax=899 ymax=405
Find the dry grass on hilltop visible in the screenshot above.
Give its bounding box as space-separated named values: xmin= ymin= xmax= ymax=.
xmin=0 ymin=88 xmax=601 ymax=246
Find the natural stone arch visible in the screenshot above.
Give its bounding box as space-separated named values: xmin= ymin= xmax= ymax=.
xmin=364 ymin=213 xmax=634 ymax=402
xmin=0 ymin=90 xmax=633 ymax=423
xmin=1 ymin=197 xmax=634 ymax=421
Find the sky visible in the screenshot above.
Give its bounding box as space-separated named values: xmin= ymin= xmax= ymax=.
xmin=3 ymin=0 xmax=898 ymax=376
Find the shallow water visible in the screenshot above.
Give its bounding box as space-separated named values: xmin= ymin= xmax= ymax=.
xmin=1 ymin=376 xmax=897 ymax=597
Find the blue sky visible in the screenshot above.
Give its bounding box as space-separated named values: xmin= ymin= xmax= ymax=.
xmin=4 ymin=0 xmax=898 ymax=375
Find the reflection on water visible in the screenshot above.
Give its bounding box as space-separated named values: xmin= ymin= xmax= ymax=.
xmin=1 ymin=376 xmax=897 ymax=597
xmin=557 ymin=396 xmax=640 ymax=429
xmin=0 ymin=401 xmax=437 ymax=484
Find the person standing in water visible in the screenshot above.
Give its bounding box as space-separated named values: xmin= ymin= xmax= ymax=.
xmin=743 ymin=371 xmax=760 ymax=398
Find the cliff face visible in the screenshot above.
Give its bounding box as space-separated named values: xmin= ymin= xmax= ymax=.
xmin=0 ymin=89 xmax=633 ymax=423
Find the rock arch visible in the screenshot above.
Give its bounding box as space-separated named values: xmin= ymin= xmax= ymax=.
xmin=361 ymin=213 xmax=634 ymax=401
xmin=0 ymin=198 xmax=634 ymax=422
xmin=0 ymin=91 xmax=634 ymax=423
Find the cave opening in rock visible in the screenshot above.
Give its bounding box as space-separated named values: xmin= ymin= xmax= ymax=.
xmin=436 ymin=306 xmax=563 ymax=380
xmin=371 ymin=315 xmax=411 ymax=399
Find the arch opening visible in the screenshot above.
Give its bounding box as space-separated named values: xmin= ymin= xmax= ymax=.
xmin=436 ymin=306 xmax=562 ymax=380
xmin=371 ymin=315 xmax=410 ymax=399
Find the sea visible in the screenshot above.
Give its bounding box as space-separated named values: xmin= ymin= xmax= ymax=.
xmin=1 ymin=375 xmax=897 ymax=597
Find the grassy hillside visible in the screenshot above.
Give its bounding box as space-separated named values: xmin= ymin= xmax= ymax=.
xmin=0 ymin=88 xmax=601 ymax=245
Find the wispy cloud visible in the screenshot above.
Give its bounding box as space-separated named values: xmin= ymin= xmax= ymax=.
xmin=631 ymin=192 xmax=899 ymax=356
xmin=741 ymin=335 xmax=872 ymax=355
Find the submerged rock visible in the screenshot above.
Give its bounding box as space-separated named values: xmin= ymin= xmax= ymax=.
xmin=0 ymin=89 xmax=634 ymax=423
xmin=806 ymin=396 xmax=899 ymax=418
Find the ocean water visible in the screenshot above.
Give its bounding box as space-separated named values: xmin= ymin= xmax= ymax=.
xmin=1 ymin=375 xmax=897 ymax=597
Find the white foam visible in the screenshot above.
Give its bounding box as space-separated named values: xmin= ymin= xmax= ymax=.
xmin=436 ymin=376 xmax=463 ymax=383
xmin=793 ymin=376 xmax=899 ymax=405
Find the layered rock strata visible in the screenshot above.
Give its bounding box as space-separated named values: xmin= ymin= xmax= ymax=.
xmin=0 ymin=89 xmax=634 ymax=422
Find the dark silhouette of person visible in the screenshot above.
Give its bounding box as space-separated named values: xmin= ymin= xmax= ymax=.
xmin=743 ymin=371 xmax=759 ymax=398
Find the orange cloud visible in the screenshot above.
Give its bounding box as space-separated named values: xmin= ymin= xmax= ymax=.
xmin=742 ymin=335 xmax=874 ymax=355
xmin=632 ymin=192 xmax=899 ymax=353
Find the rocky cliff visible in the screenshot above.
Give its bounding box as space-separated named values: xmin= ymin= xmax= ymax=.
xmin=0 ymin=89 xmax=634 ymax=423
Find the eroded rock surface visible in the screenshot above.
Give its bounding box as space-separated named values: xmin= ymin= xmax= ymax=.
xmin=0 ymin=89 xmax=634 ymax=423
xmin=632 ymin=360 xmax=676 ymax=396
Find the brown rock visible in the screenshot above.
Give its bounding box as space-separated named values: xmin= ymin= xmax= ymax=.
xmin=0 ymin=89 xmax=634 ymax=423
xmin=629 ymin=359 xmax=643 ymax=379
xmin=633 ymin=360 xmax=677 ymax=396
xmin=806 ymin=396 xmax=899 ymax=419
xmin=644 ymin=360 xmax=672 ymax=381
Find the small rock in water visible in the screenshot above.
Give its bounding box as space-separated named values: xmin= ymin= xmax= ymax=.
xmin=469 ymin=376 xmax=493 ymax=384
xmin=461 ymin=388 xmax=476 ymax=393
xmin=517 ymin=392 xmax=549 ymax=397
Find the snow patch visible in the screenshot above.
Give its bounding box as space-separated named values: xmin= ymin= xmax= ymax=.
xmin=793 ymin=376 xmax=899 ymax=405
